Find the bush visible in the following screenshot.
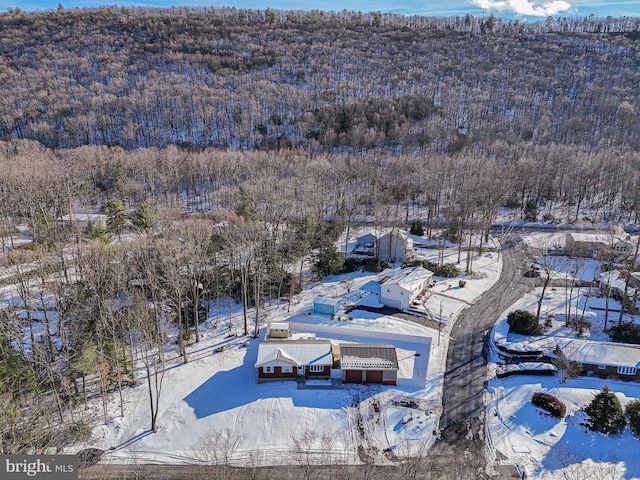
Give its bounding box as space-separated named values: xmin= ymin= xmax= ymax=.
xmin=402 ymin=259 xmax=459 ymax=278
xmin=507 ymin=310 xmax=541 ymax=336
xmin=626 ymin=399 xmax=640 ymax=439
xmin=608 ymin=322 xmax=640 ymax=345
xmin=584 ymin=385 xmax=626 ymax=435
xmin=343 ymin=258 xmax=388 ymax=273
xmin=531 ymin=392 xmax=566 ymax=418
xmin=568 ymin=317 xmax=591 ymax=337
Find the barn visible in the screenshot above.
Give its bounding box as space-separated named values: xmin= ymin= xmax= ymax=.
xmin=338 ymin=343 xmax=398 ymax=385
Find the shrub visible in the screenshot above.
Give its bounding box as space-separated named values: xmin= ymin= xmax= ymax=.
xmin=584 ymin=385 xmax=626 ymax=435
xmin=608 ymin=322 xmax=640 ymax=345
xmin=402 ymin=260 xmax=459 ymax=278
xmin=507 ymin=310 xmax=542 ymax=336
xmin=568 ymin=318 xmax=591 ymax=337
xmin=531 ymin=392 xmax=566 ymax=418
xmin=626 ymin=399 xmax=640 ymax=439
xmin=343 ymin=258 xmax=388 ymax=273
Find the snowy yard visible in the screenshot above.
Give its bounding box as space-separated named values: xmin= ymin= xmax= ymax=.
xmin=68 ymin=243 xmax=503 ymax=467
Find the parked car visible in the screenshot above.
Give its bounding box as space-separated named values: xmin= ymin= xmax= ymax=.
xmin=524 ymin=269 xmax=541 ymax=278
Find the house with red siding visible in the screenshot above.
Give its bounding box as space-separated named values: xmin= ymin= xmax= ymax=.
xmin=556 ymin=338 xmax=640 ymax=382
xmin=255 ymin=339 xmax=333 ymax=383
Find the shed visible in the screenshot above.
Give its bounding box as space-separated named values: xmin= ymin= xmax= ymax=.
xmin=313 ymin=297 xmax=342 ymax=316
xmin=380 ymin=266 xmax=433 ymax=310
xmin=338 ymin=343 xmax=398 ymax=385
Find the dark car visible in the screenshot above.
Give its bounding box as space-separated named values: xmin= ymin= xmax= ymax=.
xmin=524 ymin=269 xmax=541 ymax=278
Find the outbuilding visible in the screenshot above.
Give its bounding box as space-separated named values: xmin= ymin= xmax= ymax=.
xmin=338 ymin=343 xmax=398 ymax=385
xmin=313 ymin=297 xmax=342 ymax=316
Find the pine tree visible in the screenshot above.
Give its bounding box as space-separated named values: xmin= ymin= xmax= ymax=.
xmin=626 ymin=399 xmax=640 ymax=439
xmin=410 ymin=219 xmax=424 ymax=236
xmin=132 ymin=201 xmax=156 ymax=232
xmin=104 ymin=198 xmax=128 ymax=236
xmin=584 ymin=385 xmax=626 ymax=435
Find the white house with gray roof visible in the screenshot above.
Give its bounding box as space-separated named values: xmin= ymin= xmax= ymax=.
xmin=380 ymin=266 xmax=433 ymax=310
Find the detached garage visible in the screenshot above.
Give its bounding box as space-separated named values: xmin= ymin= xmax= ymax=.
xmin=339 ymin=344 xmax=399 ymax=385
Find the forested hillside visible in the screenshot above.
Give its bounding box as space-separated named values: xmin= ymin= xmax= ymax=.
xmin=1 ymin=7 xmax=639 ymax=152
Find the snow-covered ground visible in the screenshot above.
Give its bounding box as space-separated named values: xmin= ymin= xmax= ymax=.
xmin=487 ymin=280 xmax=640 ymax=479
xmin=69 ymin=244 xmax=503 ymax=467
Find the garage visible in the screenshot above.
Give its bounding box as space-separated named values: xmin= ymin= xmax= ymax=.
xmin=339 ymin=344 xmax=399 ymax=386
xmin=365 ymin=370 xmax=383 ymax=383
xmin=345 ymin=370 xmax=363 ymax=384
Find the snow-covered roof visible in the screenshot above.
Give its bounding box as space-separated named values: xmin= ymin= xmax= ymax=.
xmin=382 ymin=266 xmax=433 ymax=291
xmin=255 ymin=339 xmax=332 ymax=368
xmin=339 ymin=344 xmax=398 ymax=370
xmin=314 ymin=297 xmax=341 ymax=307
xmin=269 ymin=322 xmax=289 ymax=330
xmin=557 ymin=338 xmax=640 ymax=368
xmin=567 ymin=232 xmax=613 ymax=244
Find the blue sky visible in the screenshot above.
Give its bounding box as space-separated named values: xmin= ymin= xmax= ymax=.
xmin=4 ymin=0 xmax=640 ymax=20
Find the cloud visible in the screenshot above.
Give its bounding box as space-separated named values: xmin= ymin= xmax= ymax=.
xmin=470 ymin=0 xmax=573 ymax=16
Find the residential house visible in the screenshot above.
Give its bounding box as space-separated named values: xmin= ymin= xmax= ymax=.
xmin=255 ymin=339 xmax=333 ymax=383
xmin=556 ymin=338 xmax=640 ymax=381
xmin=353 ymin=227 xmax=413 ymax=263
xmin=380 ymin=266 xmax=433 ymax=310
xmin=337 ymin=343 xmax=398 ymax=385
xmin=313 ymin=297 xmax=342 ymax=316
xmin=565 ymin=232 xmax=635 ymax=259
xmin=599 ymin=269 xmax=638 ymax=303
xmin=353 ymin=230 xmax=378 ymax=256
xmin=378 ymin=228 xmax=413 ymax=263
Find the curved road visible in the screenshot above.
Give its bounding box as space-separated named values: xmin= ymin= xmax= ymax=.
xmin=434 ymin=236 xmax=535 ymax=454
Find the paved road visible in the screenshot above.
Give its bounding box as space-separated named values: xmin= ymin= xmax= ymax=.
xmin=433 ymin=236 xmax=536 ymax=454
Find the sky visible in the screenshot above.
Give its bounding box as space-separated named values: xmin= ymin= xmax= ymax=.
xmin=5 ymin=0 xmax=640 ymax=20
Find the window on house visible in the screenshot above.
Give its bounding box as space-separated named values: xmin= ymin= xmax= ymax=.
xmin=617 ymin=366 xmax=637 ymax=375
xmin=598 ymin=364 xmax=606 ymax=370
xmin=281 ymin=365 xmax=292 ymax=373
xmin=309 ymin=365 xmax=324 ymax=373
xmin=263 ymin=366 xmax=273 ymax=374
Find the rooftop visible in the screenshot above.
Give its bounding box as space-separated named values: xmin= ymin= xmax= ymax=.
xmin=557 ymin=338 xmax=640 ymax=368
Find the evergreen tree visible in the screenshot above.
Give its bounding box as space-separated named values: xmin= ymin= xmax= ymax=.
xmin=103 ymin=198 xmax=128 ymax=236
xmin=313 ymin=241 xmax=344 ymax=277
xmin=585 ymin=385 xmax=626 ymax=435
xmin=410 ymin=219 xmax=424 ymax=236
xmin=626 ymin=399 xmax=640 ymax=439
xmin=132 ymin=201 xmax=156 ymax=232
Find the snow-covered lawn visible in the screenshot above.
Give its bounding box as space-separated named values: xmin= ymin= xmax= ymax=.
xmin=488 ymin=282 xmax=640 ymax=479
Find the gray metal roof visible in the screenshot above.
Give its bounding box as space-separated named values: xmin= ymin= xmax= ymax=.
xmin=339 ymin=343 xmax=399 ymax=370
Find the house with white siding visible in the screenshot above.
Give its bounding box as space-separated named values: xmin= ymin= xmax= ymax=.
xmin=380 ymin=266 xmax=433 ymax=310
